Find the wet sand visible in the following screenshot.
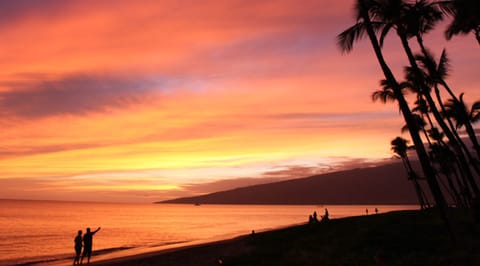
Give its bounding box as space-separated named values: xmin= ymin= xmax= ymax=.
xmin=89 ymin=235 xmax=252 ymax=266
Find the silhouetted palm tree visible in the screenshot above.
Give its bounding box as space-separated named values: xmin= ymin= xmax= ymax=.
xmin=337 ymin=0 xmax=447 ymax=215
xmin=372 ymin=79 xmax=398 ymax=104
xmin=416 ymin=50 xmax=480 ymax=192
xmin=378 ymin=0 xmax=460 ymax=150
xmin=374 ymin=0 xmax=480 ymax=200
xmin=391 ymin=136 xmax=429 ymax=209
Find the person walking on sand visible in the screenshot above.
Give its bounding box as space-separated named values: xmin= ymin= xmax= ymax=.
xmin=81 ymin=227 xmax=101 ymax=264
xmin=73 ymin=230 xmax=82 ymax=265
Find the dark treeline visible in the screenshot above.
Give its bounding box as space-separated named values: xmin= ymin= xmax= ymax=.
xmin=337 ymin=0 xmax=480 ymax=233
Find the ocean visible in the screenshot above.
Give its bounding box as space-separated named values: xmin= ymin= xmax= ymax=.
xmin=0 ymin=199 xmax=418 ymax=265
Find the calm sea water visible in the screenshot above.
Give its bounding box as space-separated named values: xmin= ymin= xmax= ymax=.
xmin=0 ymin=200 xmax=418 ymax=265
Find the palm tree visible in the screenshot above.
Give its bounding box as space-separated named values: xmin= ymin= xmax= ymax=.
xmin=416 ymin=50 xmax=480 ymax=192
xmin=372 ymin=79 xmax=398 ymax=104
xmin=373 ymin=0 xmax=480 ymax=199
xmin=391 ymin=137 xmax=430 ymax=209
xmin=441 ymin=0 xmax=480 ymax=45
xmin=375 ymin=0 xmax=457 ymax=146
xmin=337 ymin=0 xmax=447 ymax=215
xmin=416 ymin=48 xmax=473 ymax=154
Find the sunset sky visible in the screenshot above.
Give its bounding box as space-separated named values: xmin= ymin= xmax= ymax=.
xmin=1 ymin=0 xmax=479 ymax=202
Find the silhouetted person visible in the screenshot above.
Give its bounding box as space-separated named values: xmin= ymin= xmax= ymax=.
xmin=375 ymin=208 xmax=378 ymax=214
xmin=308 ymin=214 xmax=314 ymax=224
xmin=73 ymin=230 xmax=82 ymax=265
xmin=313 ymin=211 xmax=318 ymax=222
xmin=81 ymin=227 xmax=101 ymax=264
xmin=321 ymin=208 xmax=329 ymax=222
xmin=366 ymin=208 xmax=369 ymax=215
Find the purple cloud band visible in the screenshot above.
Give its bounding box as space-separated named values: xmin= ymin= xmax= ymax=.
xmin=0 ymin=73 xmax=158 ymax=118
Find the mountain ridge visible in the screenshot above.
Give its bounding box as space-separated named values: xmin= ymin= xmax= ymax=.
xmin=158 ymin=162 xmax=422 ymax=205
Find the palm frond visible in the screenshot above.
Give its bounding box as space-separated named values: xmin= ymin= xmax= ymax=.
xmin=470 ymin=100 xmax=480 ymax=123
xmin=379 ymin=23 xmax=393 ymax=47
xmin=411 ymin=0 xmax=444 ymax=35
xmin=337 ymin=22 xmax=368 ymax=53
xmin=434 ymin=0 xmax=455 ymax=16
xmin=437 ymin=49 xmax=450 ymax=79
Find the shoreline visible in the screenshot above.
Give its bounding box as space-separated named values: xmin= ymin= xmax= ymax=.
xmin=90 ymin=234 xmax=252 ymax=266
xmin=45 ymin=209 xmax=480 ymax=266
xmin=35 ymin=222 xmax=302 ymax=266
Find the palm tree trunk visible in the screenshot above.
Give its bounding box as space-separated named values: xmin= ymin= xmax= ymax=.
xmin=358 ymin=0 xmax=448 ymax=215
xmin=405 ymin=156 xmax=429 ymax=209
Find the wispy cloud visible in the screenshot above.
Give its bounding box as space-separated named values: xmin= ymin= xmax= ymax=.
xmin=0 ymin=73 xmax=159 ymax=118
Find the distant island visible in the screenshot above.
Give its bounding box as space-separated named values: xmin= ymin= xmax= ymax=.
xmin=158 ymin=162 xmax=424 ymax=205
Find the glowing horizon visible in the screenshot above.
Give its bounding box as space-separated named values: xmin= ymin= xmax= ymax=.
xmin=1 ymin=0 xmax=479 ymax=202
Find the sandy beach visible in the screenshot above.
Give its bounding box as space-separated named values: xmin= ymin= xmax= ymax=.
xmin=81 ymin=209 xmax=480 ymax=266
xmin=90 ymin=236 xmax=251 ymax=266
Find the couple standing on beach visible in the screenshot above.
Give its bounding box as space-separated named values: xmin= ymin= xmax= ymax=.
xmin=74 ymin=227 xmax=101 ymax=265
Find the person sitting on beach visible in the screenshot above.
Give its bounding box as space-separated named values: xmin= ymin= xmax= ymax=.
xmin=81 ymin=227 xmax=101 ymax=264
xmin=73 ymin=230 xmax=82 ymax=265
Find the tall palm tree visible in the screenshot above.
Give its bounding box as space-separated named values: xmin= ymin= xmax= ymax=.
xmin=375 ymin=0 xmax=456 ymax=146
xmin=391 ymin=136 xmax=430 ymax=209
xmin=416 ymin=50 xmax=480 ymax=188
xmin=373 ymin=0 xmax=480 ymax=198
xmin=337 ymin=0 xmax=448 ymax=215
